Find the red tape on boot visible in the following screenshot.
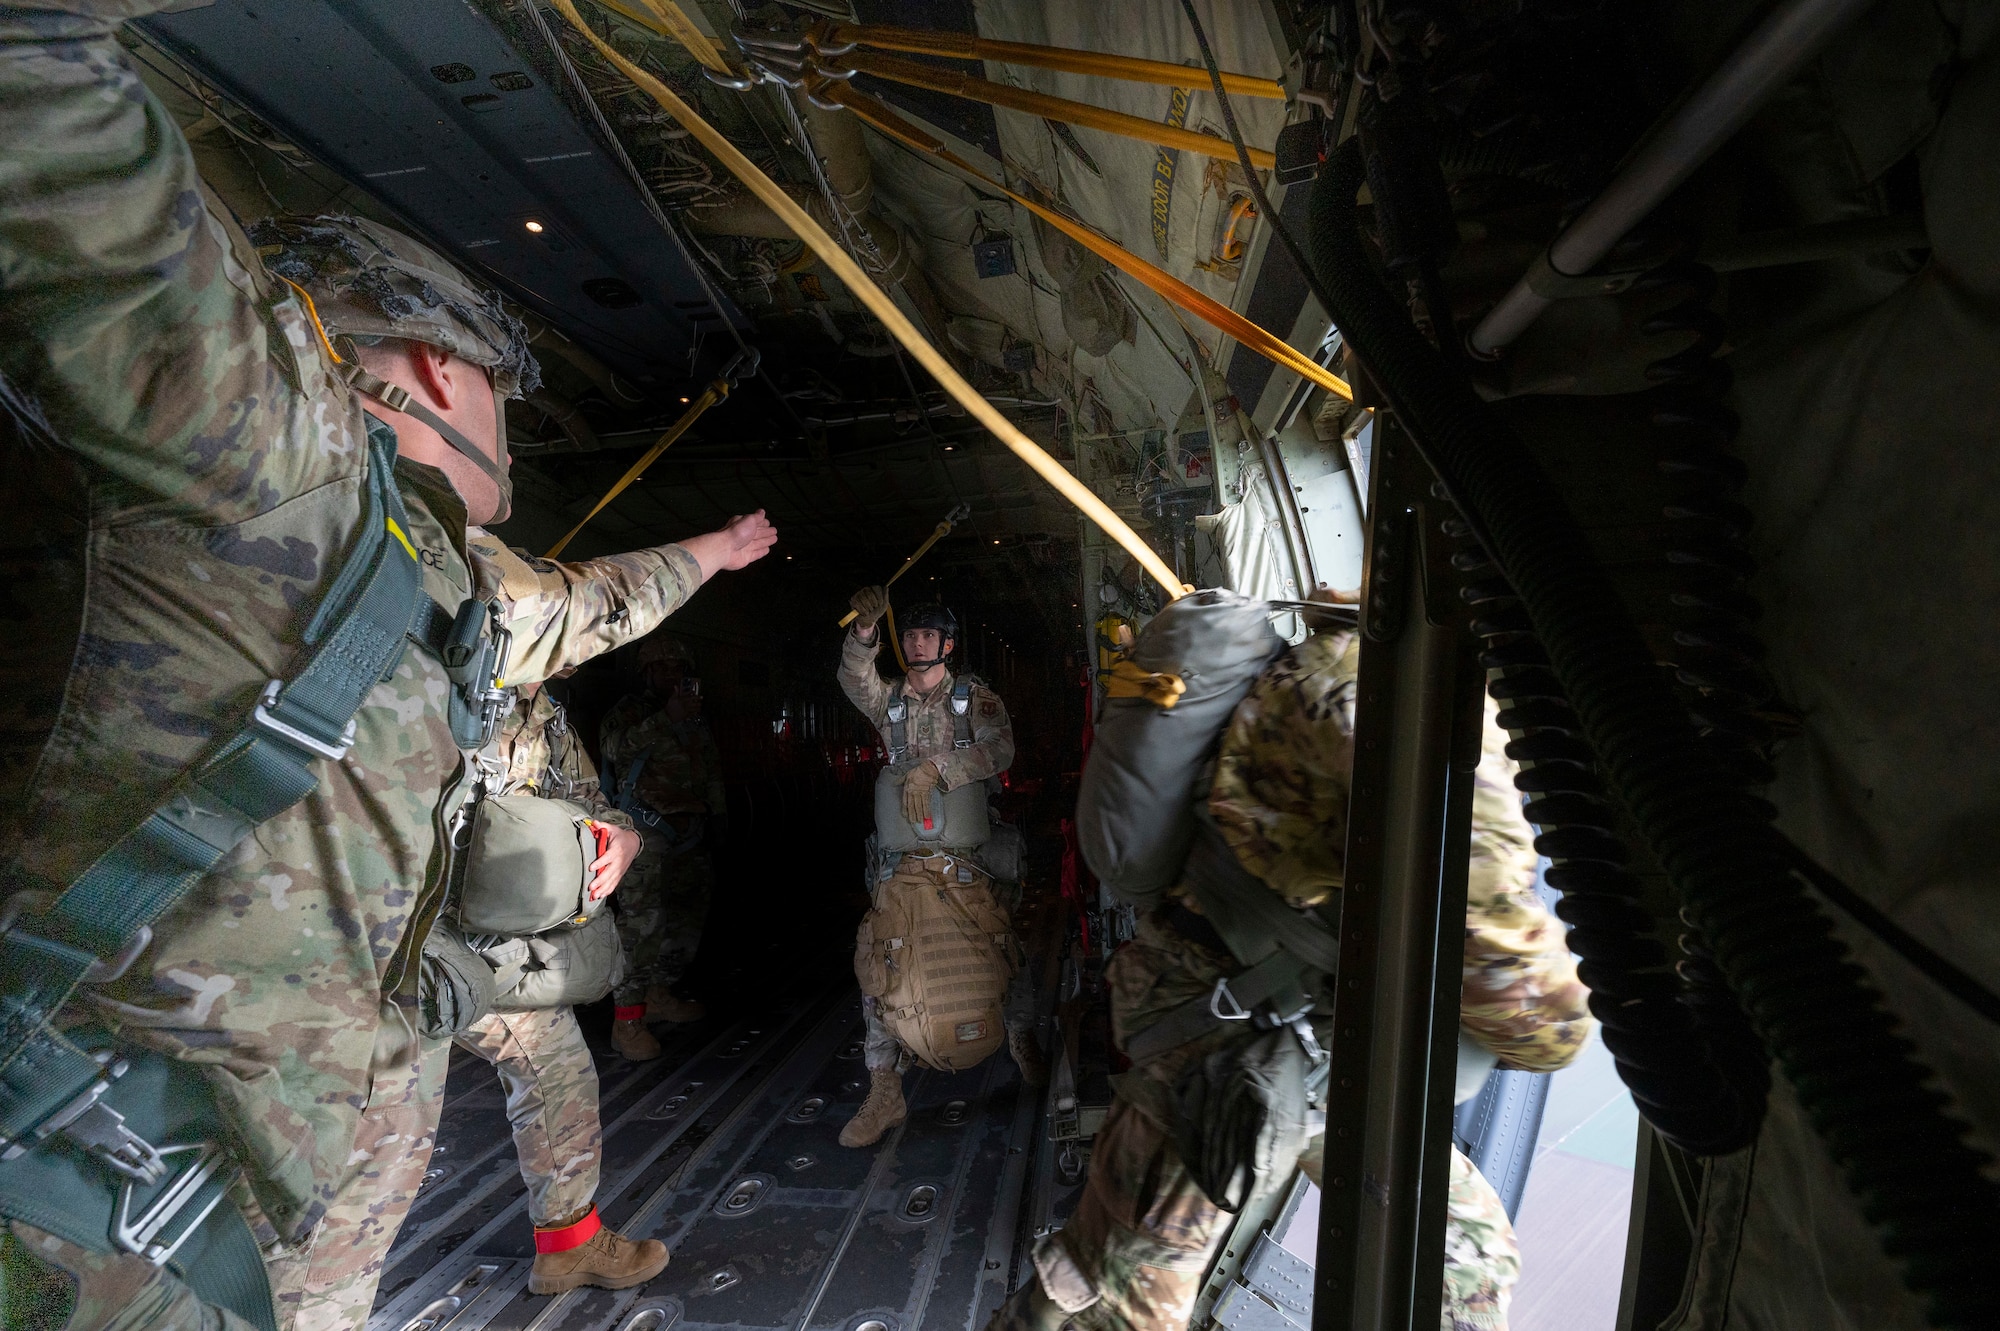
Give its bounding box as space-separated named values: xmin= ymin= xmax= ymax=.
xmin=534 ymin=1206 xmax=603 ymax=1254
xmin=613 ymin=1004 xmax=647 ymax=1022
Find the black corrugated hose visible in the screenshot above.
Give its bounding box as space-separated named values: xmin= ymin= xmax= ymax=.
xmin=1308 ymin=138 xmax=2000 ymax=1326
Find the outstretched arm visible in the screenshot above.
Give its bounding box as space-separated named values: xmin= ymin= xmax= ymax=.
xmin=478 ymin=511 xmax=774 ymax=685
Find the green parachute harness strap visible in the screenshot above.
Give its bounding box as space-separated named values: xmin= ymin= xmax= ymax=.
xmin=0 ymin=421 xmax=432 ymax=1331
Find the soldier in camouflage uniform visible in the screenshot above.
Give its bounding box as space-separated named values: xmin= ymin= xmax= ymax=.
xmin=598 ymin=634 xmax=727 ymax=1061
xmin=0 ymin=10 xmax=774 ymax=1323
xmin=450 ymin=675 xmax=669 ymax=1294
xmin=837 ymin=589 xmax=1045 ymax=1149
xmin=990 ymin=627 xmax=1592 ymax=1331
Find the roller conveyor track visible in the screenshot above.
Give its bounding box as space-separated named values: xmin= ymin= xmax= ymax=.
xmin=368 ymin=982 xmax=1045 ymax=1331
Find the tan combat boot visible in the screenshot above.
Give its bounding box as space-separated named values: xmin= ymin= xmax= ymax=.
xmin=1008 ymin=1025 xmax=1050 ymax=1089
xmin=528 ymin=1209 xmax=669 ymax=1295
xmin=646 ymin=985 xmax=707 ymax=1023
xmin=610 ymin=1017 xmax=662 ymax=1062
xmin=838 ymin=1067 xmax=907 ymax=1148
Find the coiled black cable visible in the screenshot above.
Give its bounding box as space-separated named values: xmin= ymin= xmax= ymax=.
xmin=1309 ymin=138 xmax=2000 ymax=1326
xmin=1638 ymin=257 xmax=1779 ymax=1105
xmin=1443 ymin=517 xmax=1768 ymax=1156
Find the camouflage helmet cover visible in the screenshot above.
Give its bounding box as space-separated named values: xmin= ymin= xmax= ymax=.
xmin=250 ymin=214 xmax=541 ymax=399
xmin=635 ymin=635 xmax=695 ymax=671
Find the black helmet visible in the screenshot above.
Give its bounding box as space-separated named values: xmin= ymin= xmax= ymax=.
xmin=898 ymin=603 xmax=958 ymax=638
xmin=897 ymin=603 xmax=957 ymax=668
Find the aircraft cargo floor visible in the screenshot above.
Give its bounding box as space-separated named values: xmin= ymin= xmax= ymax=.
xmin=366 ymin=980 xmax=1062 ymax=1331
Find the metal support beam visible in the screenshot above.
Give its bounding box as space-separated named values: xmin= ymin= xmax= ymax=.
xmin=1313 ymin=415 xmax=1483 ymax=1331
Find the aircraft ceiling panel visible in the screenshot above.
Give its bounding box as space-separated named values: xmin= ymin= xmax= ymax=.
xmin=140 ymin=0 xmax=745 ymax=386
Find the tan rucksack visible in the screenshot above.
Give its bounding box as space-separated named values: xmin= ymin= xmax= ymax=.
xmin=855 ymin=861 xmax=1018 ymax=1071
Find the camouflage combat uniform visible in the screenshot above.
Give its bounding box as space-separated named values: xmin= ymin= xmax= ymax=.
xmin=452 ymin=687 xmax=632 ymax=1230
xmin=0 ymin=11 xmax=706 ymax=1322
xmin=837 ymin=631 xmax=1019 ymax=1071
xmin=597 ymin=692 xmax=726 ymax=1012
xmin=997 ymin=631 xmax=1592 ymax=1331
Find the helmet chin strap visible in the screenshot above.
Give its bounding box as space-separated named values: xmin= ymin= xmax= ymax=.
xmin=902 ymin=638 xmax=953 ymax=672
xmin=341 ymin=362 xmax=515 ymax=523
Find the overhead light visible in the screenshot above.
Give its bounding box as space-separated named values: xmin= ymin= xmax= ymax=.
xmin=524 ymin=220 xmax=544 ymax=234
xmin=678 ymin=396 xmax=689 ymax=403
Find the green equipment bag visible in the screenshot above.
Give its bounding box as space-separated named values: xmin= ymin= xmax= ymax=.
xmin=1172 ymin=1025 xmax=1317 ymax=1214
xmin=1075 ymin=590 xmax=1285 ymax=911
xmin=416 ymin=922 xmax=497 ymax=1039
xmin=456 ymin=794 xmax=608 ymax=936
xmin=472 ymin=911 xmax=625 ymax=1011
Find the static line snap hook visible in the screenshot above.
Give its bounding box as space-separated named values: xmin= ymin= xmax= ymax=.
xmin=719 ymin=347 xmax=761 ymax=384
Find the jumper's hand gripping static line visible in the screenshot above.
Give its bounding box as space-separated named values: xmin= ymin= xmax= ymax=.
xmin=838 ymin=502 xmax=971 ymax=629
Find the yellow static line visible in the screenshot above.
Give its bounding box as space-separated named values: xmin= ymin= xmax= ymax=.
xmin=543 ymin=379 xmax=729 ymax=559
xmin=821 ymin=82 xmax=1350 ymax=404
xmin=823 ymin=23 xmax=1285 ymax=100
xmin=845 ymin=50 xmax=1275 ymax=170
xmin=562 ymin=0 xmax=1188 ymax=602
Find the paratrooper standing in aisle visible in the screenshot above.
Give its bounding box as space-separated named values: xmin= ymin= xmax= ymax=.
xmin=598 ymin=634 xmax=727 ymax=1061
xmin=837 ymin=588 xmax=1045 ymax=1150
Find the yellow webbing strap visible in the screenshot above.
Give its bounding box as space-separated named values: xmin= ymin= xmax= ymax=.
xmin=838 ymin=511 xmax=963 ymax=627
xmin=555 ymin=0 xmax=1188 ymax=602
xmin=822 ymin=22 xmax=1285 ymax=100
xmin=280 ymin=277 xmax=347 ymax=367
xmin=844 ymin=50 xmax=1275 ymax=170
xmin=822 ymin=82 xmax=1352 ymax=404
xmin=543 ymin=378 xmax=728 ymax=559
xmin=884 ymin=602 xmax=908 ymax=673
xmin=1105 ymin=658 xmax=1187 ymax=709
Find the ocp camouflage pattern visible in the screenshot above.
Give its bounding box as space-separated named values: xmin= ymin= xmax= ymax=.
xmin=836 ymin=632 xmax=1015 ymax=791
xmin=455 ymin=1005 xmax=602 ymax=1228
xmin=469 ymin=532 xmax=703 ymax=688
xmin=488 ymin=687 xmax=630 ymax=832
xmin=1207 ymin=630 xmax=1361 ymax=908
xmin=598 ymin=692 xmax=727 ymax=819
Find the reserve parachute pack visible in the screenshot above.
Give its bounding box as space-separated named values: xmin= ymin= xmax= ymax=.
xmin=873 ymin=677 xmax=991 ymax=852
xmin=456 ymin=794 xmax=613 ymax=935
xmin=1075 ymin=589 xmax=1285 ymax=910
xmin=0 ymin=421 xmax=508 ymax=1331
xmin=855 ymin=859 xmax=1017 ymax=1072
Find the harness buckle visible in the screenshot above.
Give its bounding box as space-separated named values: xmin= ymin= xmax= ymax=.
xmin=114 ymin=1142 xmax=228 ymax=1265
xmin=252 ymin=680 xmax=356 ymax=761
xmin=1209 ymin=977 xmax=1252 ymax=1022
xmin=15 ymin=1057 xmax=168 ymax=1185
xmin=1285 ymin=1014 xmax=1328 ymax=1065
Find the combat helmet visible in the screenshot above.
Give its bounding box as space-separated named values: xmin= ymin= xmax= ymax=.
xmin=635 ymin=634 xmax=695 ymax=672
xmin=897 ymin=603 xmax=958 ymax=667
xmin=251 ymin=213 xmax=540 ymax=519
